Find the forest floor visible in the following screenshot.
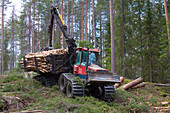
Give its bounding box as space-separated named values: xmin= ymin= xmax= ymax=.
xmin=0 ymin=71 xmax=169 ymax=113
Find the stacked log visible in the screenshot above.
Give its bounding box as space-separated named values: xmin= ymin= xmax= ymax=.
xmin=20 ymin=49 xmax=71 ymax=73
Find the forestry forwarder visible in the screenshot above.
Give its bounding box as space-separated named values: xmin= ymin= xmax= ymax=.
xmin=37 ymin=6 xmax=120 ymax=101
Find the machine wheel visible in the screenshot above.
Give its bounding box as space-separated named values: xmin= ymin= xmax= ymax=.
xmin=59 ymin=74 xmax=66 ymax=93
xmin=39 ymin=76 xmax=47 ymax=87
xmin=104 ymin=85 xmax=115 ymax=102
xmin=40 ymin=76 xmax=56 ymax=87
xmin=66 ymin=81 xmax=73 ymax=98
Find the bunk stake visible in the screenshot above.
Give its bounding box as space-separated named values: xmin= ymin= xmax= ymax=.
xmin=52 ymin=55 xmax=56 ymax=74
xmin=23 ymin=56 xmax=26 ymax=70
xmin=34 ymin=56 xmax=39 ymax=73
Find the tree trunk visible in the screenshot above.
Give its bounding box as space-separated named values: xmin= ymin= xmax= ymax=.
xmin=75 ymin=6 xmax=77 ymax=40
xmin=92 ymin=0 xmax=96 ymax=48
xmin=163 ymin=0 xmax=170 ymax=52
xmin=147 ymin=0 xmax=152 ymax=82
xmin=88 ymin=1 xmax=91 ymax=38
xmin=138 ymin=0 xmax=143 ymax=77
xmin=37 ymin=14 xmax=40 ymax=51
xmin=20 ymin=20 xmax=24 ymax=56
xmin=85 ymin=0 xmax=88 ymax=41
xmin=100 ymin=12 xmax=102 ymax=62
xmin=32 ymin=0 xmax=35 ymax=53
xmin=121 ymin=0 xmax=126 ymax=76
xmin=52 ymin=0 xmax=55 ymax=48
xmin=29 ymin=0 xmax=31 ymax=53
xmin=67 ymin=0 xmax=70 ymax=34
xmin=10 ymin=6 xmax=15 ymax=70
xmin=14 ymin=41 xmax=17 ymax=68
xmin=41 ymin=18 xmax=43 ymax=49
xmin=71 ymin=0 xmax=74 ymax=37
xmin=80 ymin=1 xmax=84 ymax=41
xmin=148 ymin=40 xmax=152 ymax=82
xmin=61 ymin=0 xmax=65 ymax=49
xmin=1 ymin=0 xmax=4 ymax=74
xmin=110 ymin=0 xmax=116 ymax=73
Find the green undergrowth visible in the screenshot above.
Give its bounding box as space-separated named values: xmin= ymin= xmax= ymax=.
xmin=0 ymin=72 xmax=169 ymax=112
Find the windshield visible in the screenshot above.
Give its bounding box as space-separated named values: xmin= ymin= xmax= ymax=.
xmin=89 ymin=52 xmax=96 ymax=65
xmin=76 ymin=51 xmax=81 ymax=65
xmin=76 ymin=50 xmax=98 ymax=66
xmin=81 ymin=51 xmax=87 ymax=66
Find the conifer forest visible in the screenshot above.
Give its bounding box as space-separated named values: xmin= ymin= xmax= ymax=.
xmin=0 ymin=0 xmax=170 ymax=112
xmin=0 ymin=0 xmax=169 ymax=83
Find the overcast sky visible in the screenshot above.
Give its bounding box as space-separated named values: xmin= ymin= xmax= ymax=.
xmin=5 ymin=0 xmax=22 ymax=20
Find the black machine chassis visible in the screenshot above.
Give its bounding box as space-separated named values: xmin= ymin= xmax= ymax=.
xmin=59 ymin=73 xmax=85 ymax=98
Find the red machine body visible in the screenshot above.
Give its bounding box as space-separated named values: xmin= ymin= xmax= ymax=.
xmin=73 ymin=47 xmax=109 ymax=77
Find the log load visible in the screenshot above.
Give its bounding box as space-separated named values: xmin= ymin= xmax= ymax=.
xmin=20 ymin=49 xmax=76 ymax=74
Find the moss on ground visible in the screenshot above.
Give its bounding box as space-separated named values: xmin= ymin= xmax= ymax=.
xmin=0 ymin=72 xmax=169 ymax=112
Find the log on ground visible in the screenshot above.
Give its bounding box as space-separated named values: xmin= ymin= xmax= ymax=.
xmin=153 ymin=83 xmax=170 ymax=87
xmin=119 ymin=77 xmax=143 ymax=90
xmin=115 ymin=77 xmax=124 ymax=88
xmin=131 ymin=82 xmax=146 ymax=89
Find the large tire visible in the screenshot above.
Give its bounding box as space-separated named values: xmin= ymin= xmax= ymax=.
xmin=41 ymin=76 xmax=56 ymax=87
xmin=59 ymin=74 xmax=66 ymax=93
xmin=40 ymin=76 xmax=47 ymax=87
xmin=66 ymin=81 xmax=73 ymax=98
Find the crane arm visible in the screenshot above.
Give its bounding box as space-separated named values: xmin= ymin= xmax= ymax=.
xmin=48 ymin=6 xmax=77 ymax=53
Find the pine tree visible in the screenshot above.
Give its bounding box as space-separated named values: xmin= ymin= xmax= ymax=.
xmin=28 ymin=0 xmax=31 ymax=53
xmin=32 ymin=0 xmax=35 ymax=52
xmin=10 ymin=6 xmax=15 ymax=71
xmin=85 ymin=0 xmax=88 ymax=41
xmin=92 ymin=0 xmax=96 ymax=48
xmin=71 ymin=0 xmax=74 ymax=37
xmin=1 ymin=0 xmax=4 ymax=74
xmin=110 ymin=0 xmax=116 ymax=73
xmin=163 ymin=0 xmax=170 ymax=51
xmin=80 ymin=1 xmax=84 ymax=41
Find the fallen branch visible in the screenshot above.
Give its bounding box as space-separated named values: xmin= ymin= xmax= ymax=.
xmin=3 ymin=95 xmax=28 ymax=110
xmin=153 ymin=106 xmax=170 ymax=112
xmin=161 ymin=102 xmax=169 ymax=106
xmin=153 ymin=83 xmax=170 ymax=87
xmin=20 ymin=110 xmax=43 ymax=113
xmin=119 ymin=77 xmax=143 ymax=90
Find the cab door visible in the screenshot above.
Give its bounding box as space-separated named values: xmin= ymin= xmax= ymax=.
xmin=73 ymin=50 xmax=87 ymax=78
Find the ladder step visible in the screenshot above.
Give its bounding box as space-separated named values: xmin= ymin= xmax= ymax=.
xmin=73 ymin=89 xmax=84 ymax=91
xmin=73 ymin=92 xmax=84 ymax=95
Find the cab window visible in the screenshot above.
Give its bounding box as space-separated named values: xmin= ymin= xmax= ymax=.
xmin=81 ymin=51 xmax=87 ymax=66
xmin=89 ymin=52 xmax=96 ymax=65
xmin=76 ymin=51 xmax=81 ymax=65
